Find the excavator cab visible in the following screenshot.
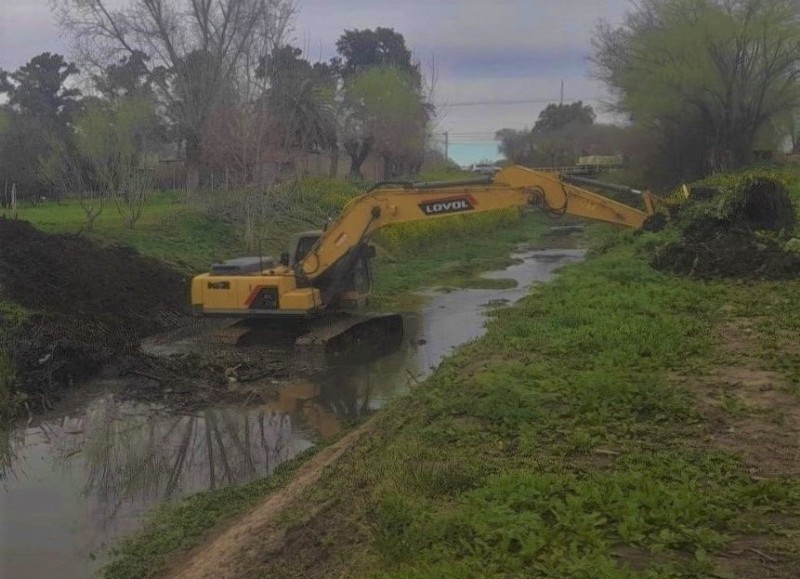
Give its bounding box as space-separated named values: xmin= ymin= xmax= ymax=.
xmin=288 ymin=231 xmax=323 ymax=268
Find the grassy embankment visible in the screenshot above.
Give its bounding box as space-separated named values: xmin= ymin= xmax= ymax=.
xmin=105 ymin=172 xmax=800 ymax=578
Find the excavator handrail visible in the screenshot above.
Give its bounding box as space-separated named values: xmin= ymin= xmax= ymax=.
xmin=560 ymin=174 xmax=644 ymax=196
xmin=366 ymin=176 xmax=494 ymax=192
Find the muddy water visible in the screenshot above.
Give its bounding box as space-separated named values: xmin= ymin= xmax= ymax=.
xmin=0 ymin=247 xmax=584 ymax=579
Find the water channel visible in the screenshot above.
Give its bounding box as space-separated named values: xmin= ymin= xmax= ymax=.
xmin=0 ymin=245 xmax=584 ymax=579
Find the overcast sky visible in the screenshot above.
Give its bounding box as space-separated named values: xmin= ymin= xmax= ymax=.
xmin=0 ymin=0 xmax=630 ymax=164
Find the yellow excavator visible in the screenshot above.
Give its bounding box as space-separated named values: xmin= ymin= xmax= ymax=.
xmin=191 ymin=166 xmax=664 ymax=362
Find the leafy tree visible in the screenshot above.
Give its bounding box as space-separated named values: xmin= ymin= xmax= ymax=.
xmin=201 ymin=45 xmax=338 ymax=184
xmin=93 ymin=51 xmax=153 ymax=100
xmin=334 ymin=27 xmax=420 ymax=85
xmin=495 ymin=128 xmax=537 ymax=165
xmin=497 ymin=102 xmax=612 ymax=167
xmin=0 ymin=53 xmax=81 ymax=128
xmin=0 ymin=53 xmax=82 ymax=199
xmin=496 ymin=122 xmax=634 ymax=168
xmin=593 ymin=0 xmax=800 ymax=183
xmin=345 ymin=67 xmax=429 ymax=179
xmin=334 ymin=28 xmax=429 ymax=180
xmin=260 ymin=46 xmax=338 ymax=153
xmin=533 ymin=101 xmax=595 ymax=133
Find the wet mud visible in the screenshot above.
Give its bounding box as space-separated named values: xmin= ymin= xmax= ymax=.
xmin=0 ymin=218 xmax=189 ymax=409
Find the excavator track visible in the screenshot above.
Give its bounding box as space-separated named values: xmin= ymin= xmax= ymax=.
xmin=204 ymin=314 xmax=404 ymax=369
xmin=293 ymin=313 xmax=404 ymax=370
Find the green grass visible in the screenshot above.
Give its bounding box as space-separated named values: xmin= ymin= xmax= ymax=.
xmin=243 ymin=232 xmax=800 ymax=577
xmin=4 ymin=193 xmax=243 ymax=272
xmin=3 ymin=192 xmax=178 ymax=230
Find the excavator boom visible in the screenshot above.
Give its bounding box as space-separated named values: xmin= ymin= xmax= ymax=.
xmin=300 ymin=166 xmax=653 ymax=281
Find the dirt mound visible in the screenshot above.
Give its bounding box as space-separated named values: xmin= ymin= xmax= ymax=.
xmin=653 ymin=232 xmax=800 ymax=280
xmin=735 ymin=178 xmax=796 ymax=232
xmin=652 ymin=176 xmax=800 ymax=280
xmin=0 ymin=218 xmax=190 ymax=407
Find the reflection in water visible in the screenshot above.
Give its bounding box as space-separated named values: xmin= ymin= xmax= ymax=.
xmin=0 ymin=248 xmax=585 ymax=579
xmin=61 ymin=399 xmax=296 ymax=507
xmin=0 ymin=396 xmax=309 ymax=579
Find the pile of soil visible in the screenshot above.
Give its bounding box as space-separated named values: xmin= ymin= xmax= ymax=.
xmin=0 ymin=218 xmax=190 ymax=407
xmin=653 ymin=233 xmax=800 ymax=279
xmin=652 ymin=177 xmax=800 ymax=280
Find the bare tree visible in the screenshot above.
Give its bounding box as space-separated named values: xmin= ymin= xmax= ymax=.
xmin=39 ymin=140 xmax=106 ymax=230
xmin=53 ymin=0 xmax=295 ymax=191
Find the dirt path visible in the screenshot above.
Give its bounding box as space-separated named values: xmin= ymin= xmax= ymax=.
xmin=673 ymin=316 xmax=800 ymax=576
xmin=159 ymin=421 xmax=373 ymax=579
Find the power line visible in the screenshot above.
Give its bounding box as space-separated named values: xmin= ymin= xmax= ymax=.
xmin=430 ymin=132 xmax=502 ymax=141
xmin=431 ymin=131 xmax=500 ymax=137
xmin=440 ymin=96 xmax=606 ymax=107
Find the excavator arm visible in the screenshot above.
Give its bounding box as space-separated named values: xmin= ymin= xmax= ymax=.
xmin=299 ymin=166 xmax=655 ymax=281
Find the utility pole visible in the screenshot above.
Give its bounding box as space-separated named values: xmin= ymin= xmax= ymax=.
xmin=444 ymin=131 xmax=449 ymax=163
xmin=560 ymin=80 xmax=564 ymax=105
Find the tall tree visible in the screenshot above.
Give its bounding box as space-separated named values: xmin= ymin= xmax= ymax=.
xmin=0 ymin=53 xmax=82 ymax=198
xmin=495 ymin=128 xmax=537 ymax=166
xmin=54 ymin=0 xmax=295 ymax=190
xmin=345 ymin=67 xmax=429 ymax=179
xmin=201 ymin=45 xmax=338 ymax=184
xmin=0 ymin=53 xmax=81 ymax=128
xmin=334 ymin=28 xmax=428 ymax=180
xmin=533 ymin=101 xmax=595 ymax=133
xmin=593 ymin=0 xmax=800 ymax=182
xmin=496 ymin=122 xmax=630 ymax=168
xmin=93 ymin=50 xmax=152 ymax=100
xmin=260 ymin=46 xmax=337 ymax=153
xmin=334 ymin=27 xmax=421 ymax=84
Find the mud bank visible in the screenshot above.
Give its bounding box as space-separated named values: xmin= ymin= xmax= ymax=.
xmin=0 ymin=219 xmax=189 ymax=411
